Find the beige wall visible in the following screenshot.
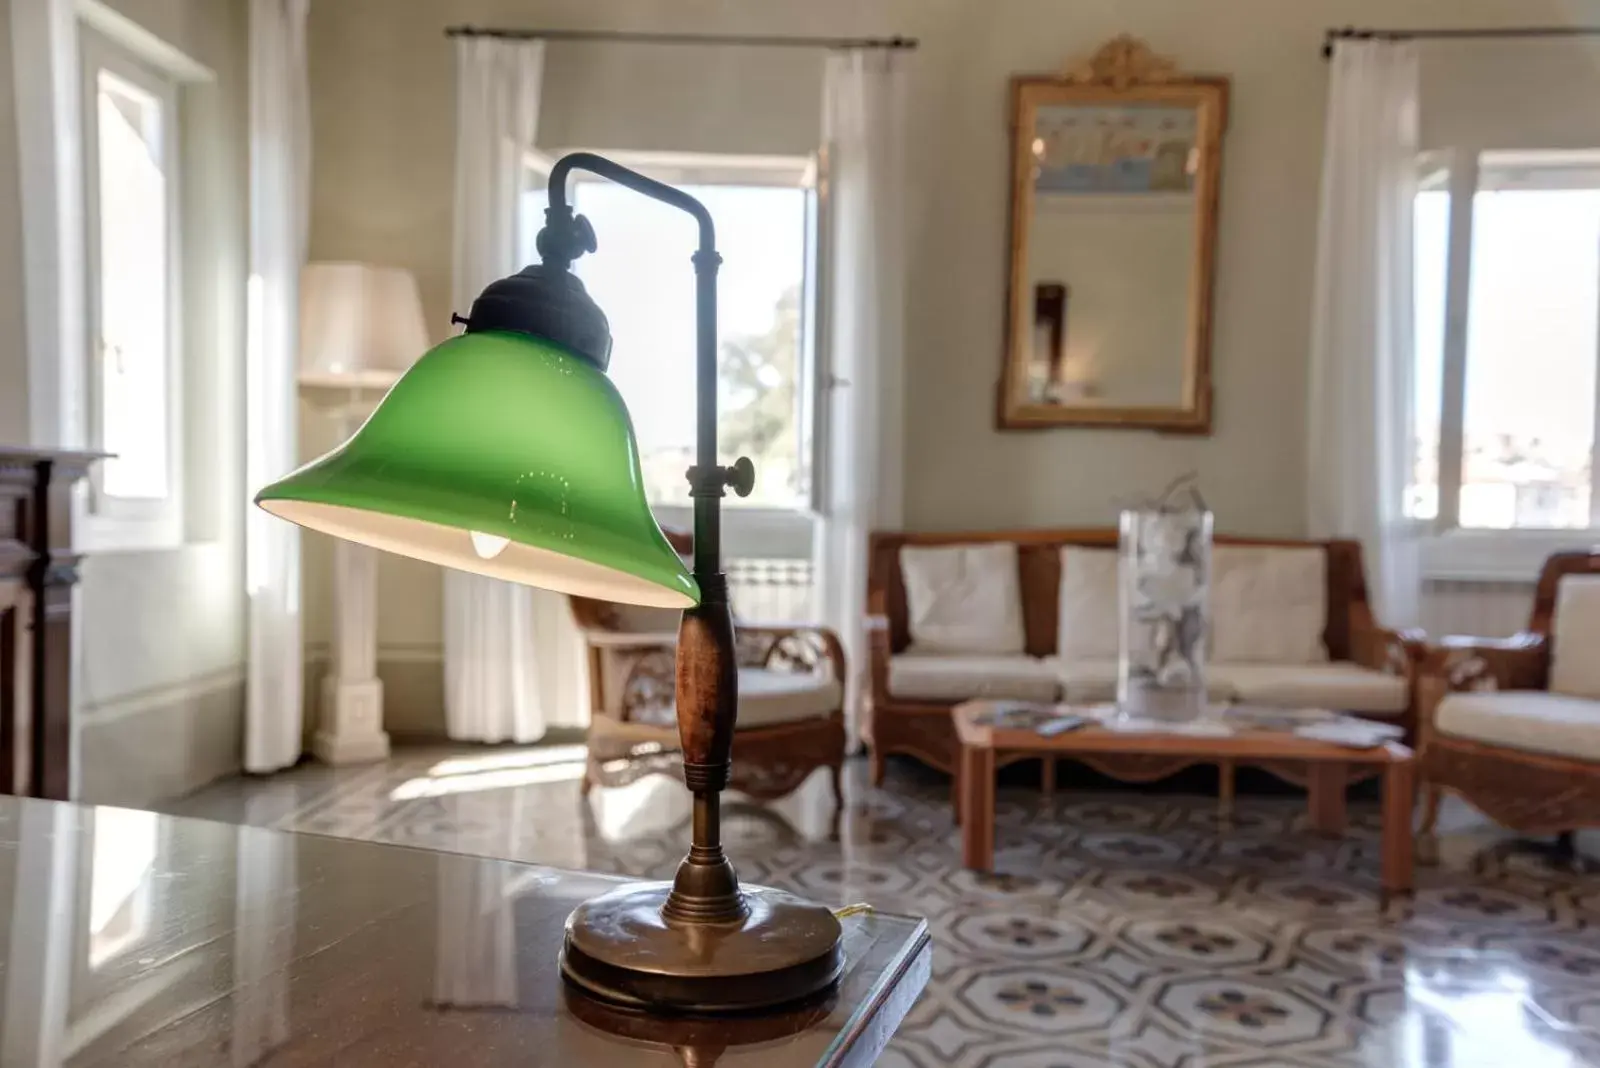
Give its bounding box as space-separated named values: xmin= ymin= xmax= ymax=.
xmin=73 ymin=0 xmax=250 ymax=804
xmin=306 ymin=0 xmax=1600 ymax=732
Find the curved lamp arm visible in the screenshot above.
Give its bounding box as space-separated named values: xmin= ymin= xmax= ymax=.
xmin=546 ymin=151 xmax=717 ymax=255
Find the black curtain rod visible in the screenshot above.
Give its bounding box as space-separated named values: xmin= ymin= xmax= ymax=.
xmin=1323 ymin=24 xmax=1600 ymax=58
xmin=445 ymin=25 xmax=918 ymax=51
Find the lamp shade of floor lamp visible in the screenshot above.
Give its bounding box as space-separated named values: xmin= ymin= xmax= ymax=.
xmin=298 ymin=262 xmax=430 ymax=377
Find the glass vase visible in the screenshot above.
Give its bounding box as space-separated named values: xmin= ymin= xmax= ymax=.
xmin=1118 ymin=505 xmax=1212 ymax=720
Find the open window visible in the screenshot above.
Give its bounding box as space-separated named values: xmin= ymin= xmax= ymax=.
xmin=80 ymin=28 xmax=184 ymax=549
xmin=1413 ymin=149 xmax=1600 ymax=576
xmin=519 ymin=151 xmax=822 ymax=617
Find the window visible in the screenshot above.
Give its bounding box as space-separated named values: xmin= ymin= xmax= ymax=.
xmin=81 ymin=30 xmax=183 ymax=547
xmin=518 ymin=152 xmax=822 ymax=619
xmin=1413 ymin=150 xmax=1600 ymax=537
xmin=519 ymin=153 xmax=818 ymax=512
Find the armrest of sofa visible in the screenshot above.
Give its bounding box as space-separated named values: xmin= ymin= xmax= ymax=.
xmin=1424 ymin=633 xmax=1550 ymax=693
xmin=1414 ymin=633 xmax=1549 ymax=748
xmin=596 ymin=644 xmax=677 ymax=727
xmin=1349 ymin=624 xmax=1427 ymax=677
xmin=866 ymin=615 xmax=893 ymax=710
xmin=734 ymin=623 xmax=847 ymax=683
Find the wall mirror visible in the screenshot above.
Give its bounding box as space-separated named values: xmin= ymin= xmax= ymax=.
xmin=998 ymin=36 xmax=1229 ymax=433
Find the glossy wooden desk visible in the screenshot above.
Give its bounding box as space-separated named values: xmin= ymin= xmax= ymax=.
xmin=0 ymin=797 xmax=929 ymax=1066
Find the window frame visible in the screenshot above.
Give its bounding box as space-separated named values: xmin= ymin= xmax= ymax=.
xmin=521 ymin=149 xmax=824 ymax=561
xmin=79 ymin=26 xmax=185 ymax=551
xmin=1415 ymin=147 xmax=1600 ymax=581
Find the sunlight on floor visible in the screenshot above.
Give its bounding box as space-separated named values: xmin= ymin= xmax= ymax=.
xmin=427 ymin=745 xmax=588 ymax=777
xmin=1406 ymin=964 xmax=1577 ymax=1064
xmin=390 ymin=745 xmax=589 ymax=801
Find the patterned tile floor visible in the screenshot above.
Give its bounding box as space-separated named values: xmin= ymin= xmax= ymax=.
xmin=169 ymin=749 xmax=1600 ymax=1068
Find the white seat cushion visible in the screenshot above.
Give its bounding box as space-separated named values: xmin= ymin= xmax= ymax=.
xmin=888 ymin=655 xmax=1059 ymax=703
xmin=1053 ymin=659 xmax=1236 ymax=704
xmin=1057 ymin=547 xmax=1120 ymax=662
xmin=1551 ymin=574 xmax=1600 ymax=699
xmin=899 ymin=543 xmax=1026 ymax=654
xmin=1212 ymin=663 xmax=1408 ymax=716
xmin=735 ymin=668 xmax=842 ymax=729
xmin=1436 ymin=690 xmax=1600 ymax=761
xmin=1210 ymin=546 xmax=1329 ymax=665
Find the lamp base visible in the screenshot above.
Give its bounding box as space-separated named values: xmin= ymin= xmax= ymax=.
xmin=559 ymin=882 xmax=843 ymax=1013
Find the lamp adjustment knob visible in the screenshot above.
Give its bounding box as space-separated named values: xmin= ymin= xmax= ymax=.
xmin=572 ymin=214 xmax=598 ymax=255
xmin=686 ymin=458 xmax=755 ymax=498
xmin=536 ymin=209 xmax=598 ymax=268
xmin=727 ymin=456 xmax=755 ymax=498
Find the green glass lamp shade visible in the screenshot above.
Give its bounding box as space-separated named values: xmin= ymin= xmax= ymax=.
xmin=256 ymin=330 xmax=698 ymax=608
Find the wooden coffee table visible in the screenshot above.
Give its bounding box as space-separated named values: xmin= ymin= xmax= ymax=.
xmin=952 ymin=701 xmax=1417 ymax=905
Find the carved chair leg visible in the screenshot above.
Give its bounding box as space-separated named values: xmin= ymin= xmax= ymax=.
xmin=870 ymin=747 xmax=886 ymax=787
xmin=1417 ymin=783 xmax=1442 ymax=866
xmin=1040 ymin=757 xmax=1056 ymax=798
xmin=829 ymin=762 xmax=845 ymax=817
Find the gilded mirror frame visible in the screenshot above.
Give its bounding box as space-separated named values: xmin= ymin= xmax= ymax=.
xmin=998 ymin=36 xmax=1229 ymax=433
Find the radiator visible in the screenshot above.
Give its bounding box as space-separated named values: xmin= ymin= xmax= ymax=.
xmin=1420 ymin=579 xmax=1533 ymax=638
xmin=728 ymin=558 xmax=815 ymax=624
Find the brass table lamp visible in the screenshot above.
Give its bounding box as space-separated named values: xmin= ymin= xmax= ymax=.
xmin=255 ymin=152 xmax=842 ymax=1012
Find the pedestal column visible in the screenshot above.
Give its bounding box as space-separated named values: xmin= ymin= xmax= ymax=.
xmin=304 ymin=390 xmax=394 ymax=766
xmin=314 ymin=534 xmax=389 ymax=764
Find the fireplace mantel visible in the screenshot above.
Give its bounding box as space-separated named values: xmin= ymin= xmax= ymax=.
xmin=0 ymin=447 xmax=100 ymax=798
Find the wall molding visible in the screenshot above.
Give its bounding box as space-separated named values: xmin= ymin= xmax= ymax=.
xmin=79 ymin=666 xmax=244 ymax=724
xmin=304 ymin=641 xmax=442 ymax=664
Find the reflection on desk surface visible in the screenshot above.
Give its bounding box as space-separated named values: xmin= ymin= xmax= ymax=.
xmin=0 ymin=796 xmax=929 ymax=1067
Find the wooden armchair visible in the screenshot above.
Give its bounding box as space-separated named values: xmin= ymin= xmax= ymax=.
xmin=568 ymin=530 xmax=847 ymax=808
xmin=1418 ymin=550 xmax=1600 ymax=856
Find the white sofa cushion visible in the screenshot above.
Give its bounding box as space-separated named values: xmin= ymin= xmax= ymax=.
xmin=888 ymin=655 xmax=1058 ymax=703
xmin=1212 ymin=663 xmax=1408 ymax=716
xmin=1436 ymin=690 xmax=1600 ymax=761
xmin=1210 ymin=546 xmax=1329 ymax=665
xmin=736 ymin=668 xmax=842 ymax=729
xmin=1057 ymin=547 xmax=1120 ymax=662
xmin=900 ymin=543 xmax=1026 ymax=654
xmin=1551 ymin=575 xmax=1600 ymax=699
xmin=1053 ymin=659 xmax=1236 ymax=704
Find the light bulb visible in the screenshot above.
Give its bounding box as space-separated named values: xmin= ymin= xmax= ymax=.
xmin=470 ymin=531 xmax=510 ymax=560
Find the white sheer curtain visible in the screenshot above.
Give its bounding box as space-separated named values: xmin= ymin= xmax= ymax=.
xmin=445 ymin=38 xmax=589 ymax=742
xmin=1307 ymin=40 xmax=1422 ymax=627
xmin=815 ymin=51 xmax=909 ymax=738
xmin=244 ymin=0 xmax=311 ymax=773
